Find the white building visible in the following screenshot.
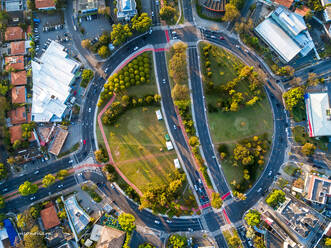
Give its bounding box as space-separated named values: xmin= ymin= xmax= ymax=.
xmin=116 ymin=0 xmax=137 ymax=21
xmin=255 ymin=7 xmax=316 ymax=63
xmin=31 ymin=41 xmax=80 ymax=122
xmin=305 ymin=92 xmax=331 ymax=137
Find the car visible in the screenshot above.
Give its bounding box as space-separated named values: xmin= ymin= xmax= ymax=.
xmin=3 ymin=188 xmax=8 ymax=192
xmin=257 ymin=187 xmax=262 ymax=193
xmin=149 ymin=29 xmax=152 ymax=34
xmin=268 ymin=170 xmax=272 ymax=176
xmin=152 ymin=11 xmax=154 ymax=16
xmin=83 ymin=139 xmax=86 ymax=144
xmin=162 ymin=78 xmax=166 ymax=84
xmin=172 ymin=31 xmax=177 ymax=35
xmin=188 ymin=228 xmax=193 ymax=232
xmin=173 ymin=124 xmax=177 ymax=130
xmin=219 ymin=36 xmax=225 ymax=40
xmin=88 ymin=107 xmax=91 ymax=112
xmin=194 ymin=184 xmax=198 ymax=191
xmin=58 ymin=184 xmax=64 ymax=188
xmin=34 ymin=170 xmax=39 ymax=175
xmin=133 ymin=46 xmax=139 ymax=51
xmin=248 ymin=240 xmax=253 ymax=247
xmin=166 ymin=219 xmax=172 ymax=223
xmin=154 ymin=220 xmax=160 ymax=224
xmin=30 ymin=196 xmax=36 ymax=201
xmin=235 ymin=45 xmax=240 ymax=48
xmin=156 ymin=0 xmax=159 ymax=5
xmin=210 ymin=35 xmax=216 ymax=39
xmin=111 ymin=184 xmax=115 ymax=189
xmin=69 ymin=160 xmax=74 ymax=163
xmin=198 ymin=178 xmax=202 ymax=184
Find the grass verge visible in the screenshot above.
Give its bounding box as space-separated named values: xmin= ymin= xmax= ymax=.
xmin=292 ymin=126 xmax=328 ymax=151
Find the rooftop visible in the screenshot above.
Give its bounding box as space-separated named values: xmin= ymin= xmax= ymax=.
xmin=31 ymin=41 xmax=80 ymax=122
xmin=9 ymin=125 xmax=22 ymax=143
xmin=294 ymin=6 xmax=311 ymax=17
xmin=273 ymin=0 xmax=293 ymax=8
xmin=5 ymin=56 xmax=24 ymax=71
xmin=10 ymin=41 xmax=25 ymax=55
xmin=48 ymin=127 xmax=68 ymax=156
xmin=35 ymin=0 xmax=56 ymax=9
xmin=117 ymin=0 xmax=137 ymax=20
xmin=41 ymin=204 xmax=61 ymax=230
xmin=306 ymin=175 xmax=331 ymax=205
xmin=5 ymin=26 xmax=24 ymax=41
xmin=65 ymin=195 xmax=90 ymax=234
xmin=9 ymin=106 xmax=27 ymax=125
xmin=10 ymin=71 xmax=27 ymax=86
xmin=78 ymin=0 xmax=105 ymax=11
xmin=321 ymin=0 xmax=331 ymax=21
xmin=92 ymin=225 xmax=125 ymax=248
xmin=11 ymin=86 xmax=26 ymax=104
xmin=305 ymin=92 xmax=331 ymax=137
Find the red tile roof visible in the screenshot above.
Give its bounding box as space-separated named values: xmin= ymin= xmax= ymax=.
xmin=10 ymin=41 xmax=25 ymax=55
xmin=26 ymin=25 xmax=32 ymax=35
xmin=9 ymin=107 xmax=27 ymax=125
xmin=9 ymin=125 xmax=23 ymax=144
xmin=5 ymin=56 xmax=24 ymax=71
xmin=35 ymin=0 xmax=56 ymax=9
xmin=5 ymin=26 xmax=24 ymax=41
xmin=273 ymin=0 xmax=293 ymax=8
xmin=11 ymin=71 xmax=27 ymax=86
xmin=40 ymin=204 xmax=60 ymax=230
xmin=11 ymin=86 xmax=26 ymax=104
xmin=295 ymin=6 xmax=311 ymax=16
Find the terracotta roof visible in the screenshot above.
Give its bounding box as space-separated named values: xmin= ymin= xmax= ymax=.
xmin=40 ymin=204 xmax=60 ymax=230
xmin=49 ymin=128 xmax=68 ymax=156
xmin=9 ymin=125 xmax=23 ymax=144
xmin=11 ymin=71 xmax=27 ymax=86
xmin=35 ymin=0 xmax=56 ymax=9
xmin=10 ymin=41 xmax=25 ymax=55
xmin=9 ymin=106 xmax=27 ymax=125
xmin=26 ymin=25 xmax=32 ymax=35
xmin=96 ymin=226 xmax=126 ymax=248
xmin=295 ymin=6 xmax=311 ymax=16
xmin=273 ymin=0 xmax=293 ymax=8
xmin=5 ymin=56 xmax=24 ymax=71
xmin=11 ymin=86 xmax=26 ymax=104
xmin=5 ymin=26 xmax=24 ymax=41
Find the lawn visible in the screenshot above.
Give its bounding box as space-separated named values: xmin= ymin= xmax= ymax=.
xmin=199 ymin=42 xmax=274 ymax=192
xmin=292 ymin=126 xmax=328 ymax=151
xmin=283 ymin=164 xmax=298 ymax=176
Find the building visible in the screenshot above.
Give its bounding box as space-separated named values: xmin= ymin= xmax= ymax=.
xmin=5 ymin=56 xmax=24 ymax=70
xmin=4 ymin=0 xmax=23 ymax=11
xmin=197 ymin=0 xmax=226 ymax=18
xmin=31 ymin=41 xmax=80 ymax=122
xmin=10 ymin=41 xmax=26 ymax=55
xmin=10 ymin=71 xmax=27 ymax=86
xmin=294 ymin=6 xmax=311 ymax=17
xmin=116 ymin=0 xmax=137 ymax=21
xmin=273 ymin=0 xmax=293 ymax=9
xmin=35 ymin=0 xmax=56 ymax=10
xmin=9 ymin=125 xmax=22 ymax=143
xmin=321 ymin=0 xmax=331 ymax=23
xmin=77 ymin=0 xmax=105 ymax=15
xmin=255 ymin=7 xmax=315 ymax=63
xmin=40 ymin=203 xmax=61 ymax=230
xmin=305 ymin=92 xmax=331 ymax=137
xmin=305 ymin=175 xmax=331 ymax=205
xmin=0 ymin=219 xmax=18 ymax=247
xmin=11 ymin=86 xmax=26 ymax=104
xmin=90 ymin=224 xmax=125 ymax=248
xmin=9 ymin=106 xmax=27 ymax=125
xmin=48 ymin=127 xmax=69 ymax=156
xmin=4 ymin=26 xmax=24 ymax=41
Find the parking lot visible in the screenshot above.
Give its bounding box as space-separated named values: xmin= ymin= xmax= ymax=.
xmin=78 ymin=14 xmax=112 ymax=40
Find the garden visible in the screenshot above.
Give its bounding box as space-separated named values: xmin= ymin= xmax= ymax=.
xmin=199 ymin=42 xmax=274 ymax=194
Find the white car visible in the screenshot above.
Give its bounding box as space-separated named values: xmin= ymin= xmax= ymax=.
xmin=133 ymin=46 xmax=139 ymax=51
xmin=154 ymin=220 xmax=160 ymax=224
xmin=268 ymin=170 xmax=272 ymax=176
xmin=162 ymin=78 xmax=166 ymax=84
xmin=30 ymin=196 xmax=36 ymax=201
xmin=58 ymin=184 xmax=64 ymax=188
xmin=149 ymin=29 xmax=153 ymax=34
xmin=151 ymin=11 xmax=154 ymax=16
xmin=34 ymin=170 xmax=39 ymax=175
xmin=257 ymin=187 xmax=262 ymax=193
xmin=88 ymin=107 xmax=91 ymax=112
xmin=173 ymin=124 xmax=177 ymax=130
xmin=166 ymin=219 xmax=172 ymax=223
xmin=69 ymin=160 xmax=74 ymax=164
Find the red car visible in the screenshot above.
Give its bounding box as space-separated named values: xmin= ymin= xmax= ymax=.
xmin=73 ymin=90 xmax=77 ymax=96
xmin=83 ymin=139 xmax=86 ymax=144
xmin=219 ymin=36 xmax=225 ymax=40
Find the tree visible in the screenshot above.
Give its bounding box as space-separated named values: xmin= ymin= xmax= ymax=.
xmin=42 ymin=174 xmax=56 ymax=188
xmin=211 ymin=192 xmax=223 ymax=209
xmin=283 ymin=87 xmax=304 ymax=111
xmin=57 ymin=169 xmax=69 ymax=180
xmin=230 ymin=0 xmax=244 ymax=9
xmin=98 ymin=45 xmax=110 ymax=58
xmin=168 ymin=234 xmax=187 ymax=248
xmin=27 ymin=0 xmax=35 ymax=10
xmin=12 ymin=139 xmax=21 ymax=150
xmin=233 ymin=144 xmax=253 ymax=165
xmin=82 ymin=69 xmax=94 ymax=82
xmin=246 ymin=226 xmax=255 ymax=239
xmin=325 ymin=238 xmax=331 ymax=246
xmin=131 ymin=13 xmax=152 ymax=33
xmin=222 ymin=4 xmax=240 ymax=22
xmin=98 ymin=6 xmax=111 ymax=15
xmin=0 ymin=196 xmax=4 ymax=209
xmin=227 ymin=234 xmax=242 ymax=248
xmin=99 ymin=34 xmax=110 ymax=45
xmin=0 ymin=83 xmax=8 ymax=96
xmin=266 ymin=189 xmax=285 ymax=208
xmin=301 ymin=142 xmax=316 ymax=156
xmin=189 ymin=136 xmax=199 ymax=147
xmin=169 ymin=42 xmax=188 ymax=85
xmin=254 ymin=235 xmax=266 ymax=248
xmin=118 ymin=213 xmax=136 ymax=232
xmin=0 ymin=163 xmax=7 ymax=180
xmin=138 ymin=243 xmax=155 ymax=248
xmin=171 ymin=84 xmax=189 ymax=101
xmin=18 ymin=181 xmax=38 ymax=196
xmin=111 ymin=23 xmax=132 ymax=46
xmin=244 ymin=209 xmax=261 ymax=226
xmin=16 ymin=209 xmax=35 ymax=231
xmin=276 ymin=66 xmax=294 ymax=77
xmin=159 ymin=5 xmax=176 ymax=22
xmin=94 ymin=149 xmax=109 ymax=163
xmin=306 ymin=72 xmax=319 ymax=87
xmin=22 ymin=225 xmax=46 ymax=248
xmin=81 ymin=39 xmax=91 ymax=49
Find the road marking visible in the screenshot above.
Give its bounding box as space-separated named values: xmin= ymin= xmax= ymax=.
xmin=222 ymin=209 xmax=231 ymax=225
xmin=165 ymin=30 xmax=170 ymax=43
xmin=221 ymin=192 xmax=231 ymax=200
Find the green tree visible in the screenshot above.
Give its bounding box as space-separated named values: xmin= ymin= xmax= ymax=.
xmin=211 ymin=192 xmax=223 ymax=209
xmin=98 ymin=45 xmax=110 ymax=58
xmin=301 ymin=142 xmax=316 ymax=156
xmin=254 ymin=235 xmax=266 ymax=248
xmin=18 ymin=181 xmax=38 ymax=196
xmin=0 ymin=196 xmax=4 ymax=209
xmin=22 ymin=225 xmax=46 ymax=248
xmin=0 ymin=163 xmax=7 ymax=180
xmin=0 ymin=84 xmax=8 ymax=96
xmin=189 ymin=136 xmax=199 ymax=147
xmin=306 ymin=72 xmax=319 ymax=87
xmin=131 ymin=13 xmax=152 ymax=33
xmin=244 ymin=209 xmax=261 ymax=226
xmin=94 ymin=149 xmax=109 ymax=163
xmin=230 ymin=0 xmax=244 ymax=9
xmin=82 ymin=69 xmax=94 ymax=82
xmin=111 ymin=23 xmax=132 ymax=46
xmin=138 ymin=243 xmax=155 ymax=248
xmin=222 ymin=4 xmax=240 ymax=22
xmin=56 ymin=169 xmax=69 ymax=180
xmin=81 ymin=39 xmax=91 ymax=49
xmin=168 ymin=234 xmax=187 ymax=248
xmin=283 ymin=87 xmax=304 ymax=111
xmin=27 ymin=0 xmax=35 ymax=10
xmin=266 ymin=189 xmax=285 ymax=208
xmin=99 ymin=34 xmax=110 ymax=45
xmin=12 ymin=140 xmax=21 ymax=150
xmin=325 ymin=238 xmax=331 ymax=246
xmin=118 ymin=213 xmax=136 ymax=232
xmin=42 ymin=174 xmax=56 ymax=188
xmin=276 ymin=66 xmax=294 ymax=77
xmin=171 ymin=84 xmax=189 ymax=101
xmin=159 ymin=5 xmax=176 ymax=22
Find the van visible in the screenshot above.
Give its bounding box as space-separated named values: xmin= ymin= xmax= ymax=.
xmin=257 ymin=187 xmax=262 ymax=193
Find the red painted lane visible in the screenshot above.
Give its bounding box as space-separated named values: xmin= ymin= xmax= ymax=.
xmin=221 ymin=191 xmax=231 ymax=200
xmin=200 ymin=202 xmax=211 ymax=209
xmin=223 ymin=209 xmax=231 ymax=225
xmin=165 ymin=30 xmax=170 ymax=43
xmin=154 ymin=48 xmax=168 ymax=52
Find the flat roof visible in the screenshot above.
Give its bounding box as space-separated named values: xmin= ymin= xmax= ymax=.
xmin=48 ymin=127 xmax=69 ymax=156
xmin=307 ymin=175 xmax=331 ymax=204
xmin=31 ymin=41 xmax=79 ymax=122
xmin=305 ymin=92 xmax=331 ymax=137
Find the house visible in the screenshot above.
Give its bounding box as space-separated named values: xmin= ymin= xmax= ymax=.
xmin=305 ymin=92 xmax=331 ymax=137
xmin=4 ymin=26 xmax=24 ymax=41
xmin=294 ymin=6 xmax=311 ymax=17
xmin=273 ymin=0 xmax=294 ymax=9
xmin=35 ymin=0 xmax=56 ymax=10
xmin=11 ymin=86 xmax=26 ymax=104
xmin=5 ymin=0 xmax=24 ymax=11
xmin=9 ymin=125 xmax=22 ymax=143
xmin=5 ymin=56 xmax=24 ymax=71
xmin=0 ymin=219 xmax=19 ymax=247
xmin=31 ymin=41 xmax=80 ymax=122
xmin=9 ymin=106 xmax=27 ymax=125
xmin=78 ymin=0 xmax=105 ymax=15
xmin=255 ymin=7 xmax=316 ymax=63
xmin=48 ymin=127 xmax=69 ymax=156
xmin=10 ymin=41 xmax=26 ymax=55
xmin=321 ymin=0 xmax=331 ymax=23
xmin=41 ymin=203 xmax=61 ymax=230
xmin=305 ymin=175 xmax=331 ymax=205
xmin=90 ymin=224 xmax=125 ymax=248
xmin=10 ymin=71 xmax=27 ymax=86
xmin=116 ymin=0 xmax=137 ymax=21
